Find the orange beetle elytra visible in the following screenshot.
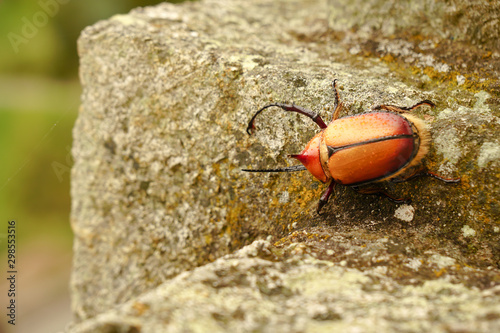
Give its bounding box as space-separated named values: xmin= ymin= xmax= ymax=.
xmin=243 ymin=80 xmax=460 ymax=214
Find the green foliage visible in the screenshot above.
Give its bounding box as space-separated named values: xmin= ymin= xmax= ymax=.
xmin=0 ymin=0 xmax=176 ymax=78
xmin=0 ymin=78 xmax=80 ymax=251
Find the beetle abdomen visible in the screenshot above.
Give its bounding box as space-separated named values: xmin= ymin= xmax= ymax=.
xmin=328 ymin=137 xmax=415 ymax=185
xmin=324 ymin=112 xmax=417 ymax=185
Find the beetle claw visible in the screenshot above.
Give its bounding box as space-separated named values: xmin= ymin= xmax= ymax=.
xmin=316 ymin=181 xmax=336 ymax=215
xmin=246 ymin=123 xmax=255 ymax=135
xmin=317 ymin=200 xmax=327 ymax=215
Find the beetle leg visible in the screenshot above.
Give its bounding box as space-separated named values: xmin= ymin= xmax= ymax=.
xmin=371 ymin=104 xmax=406 ymax=113
xmin=425 ymin=171 xmax=461 ymax=183
xmin=394 ymin=170 xmax=461 ymax=183
xmin=330 ymin=79 xmax=343 ymax=122
xmin=371 ymin=100 xmax=435 ymax=113
xmin=317 ymin=181 xmax=336 ymax=215
xmin=242 ymin=165 xmax=307 ymax=173
xmin=246 ymin=103 xmax=327 ymax=135
xmin=351 ymin=186 xmax=411 ymax=204
xmin=407 ymin=100 xmax=436 ymax=111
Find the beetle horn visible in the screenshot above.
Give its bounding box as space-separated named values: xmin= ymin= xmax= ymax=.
xmin=242 ymin=165 xmax=307 ymax=173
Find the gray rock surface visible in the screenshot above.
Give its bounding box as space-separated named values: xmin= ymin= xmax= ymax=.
xmin=69 ymin=239 xmax=500 ymax=333
xmin=69 ymin=0 xmax=499 ymax=331
xmin=328 ymin=0 xmax=500 ymax=50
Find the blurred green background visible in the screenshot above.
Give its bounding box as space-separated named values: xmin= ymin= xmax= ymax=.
xmin=0 ymin=1 xmax=186 ymax=332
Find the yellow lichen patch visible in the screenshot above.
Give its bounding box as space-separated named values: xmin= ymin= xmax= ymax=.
xmin=223 ymin=195 xmax=251 ymax=251
xmin=211 ymin=163 xmax=222 ymax=178
xmin=420 ymin=66 xmax=498 ymax=94
xmin=434 ymin=268 xmax=447 ymax=278
xmin=482 ymin=51 xmax=492 ymax=59
xmin=226 ymin=201 xmax=246 ymax=227
xmin=380 ymin=50 xmax=497 ymax=97
xmin=381 ymin=53 xmax=395 ymax=63
xmin=259 ymin=171 xmax=324 ymax=220
xmin=408 ymin=34 xmax=426 ymax=42
xmin=422 ymin=66 xmax=457 ymax=84
xmin=132 ymin=302 xmax=149 ymax=316
xmin=270 ymin=196 xmax=280 ymax=209
xmin=204 ymin=233 xmax=212 ymax=245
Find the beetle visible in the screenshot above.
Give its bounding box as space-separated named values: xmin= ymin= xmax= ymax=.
xmin=243 ymin=80 xmax=460 ymax=214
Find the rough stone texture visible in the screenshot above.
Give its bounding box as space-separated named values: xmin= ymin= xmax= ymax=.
xmin=68 ymin=239 xmax=500 ymax=333
xmin=328 ymin=0 xmax=500 ymax=50
xmin=69 ymin=0 xmax=499 ymax=331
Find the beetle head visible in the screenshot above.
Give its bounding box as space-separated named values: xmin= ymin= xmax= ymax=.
xmin=290 ymin=132 xmax=328 ymax=183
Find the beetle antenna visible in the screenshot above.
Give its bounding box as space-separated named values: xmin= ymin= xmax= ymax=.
xmin=246 ymin=103 xmax=327 ymax=135
xmin=242 ymin=165 xmax=307 ymax=173
xmin=246 ymin=104 xmax=280 ymax=135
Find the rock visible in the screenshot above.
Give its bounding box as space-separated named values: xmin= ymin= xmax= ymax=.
xmin=328 ymin=0 xmax=500 ymax=50
xmin=68 ymin=239 xmax=500 ymax=332
xmin=69 ymin=0 xmax=499 ymax=331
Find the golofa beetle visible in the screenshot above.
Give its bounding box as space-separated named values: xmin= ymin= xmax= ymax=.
xmin=243 ymin=80 xmax=460 ymax=214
